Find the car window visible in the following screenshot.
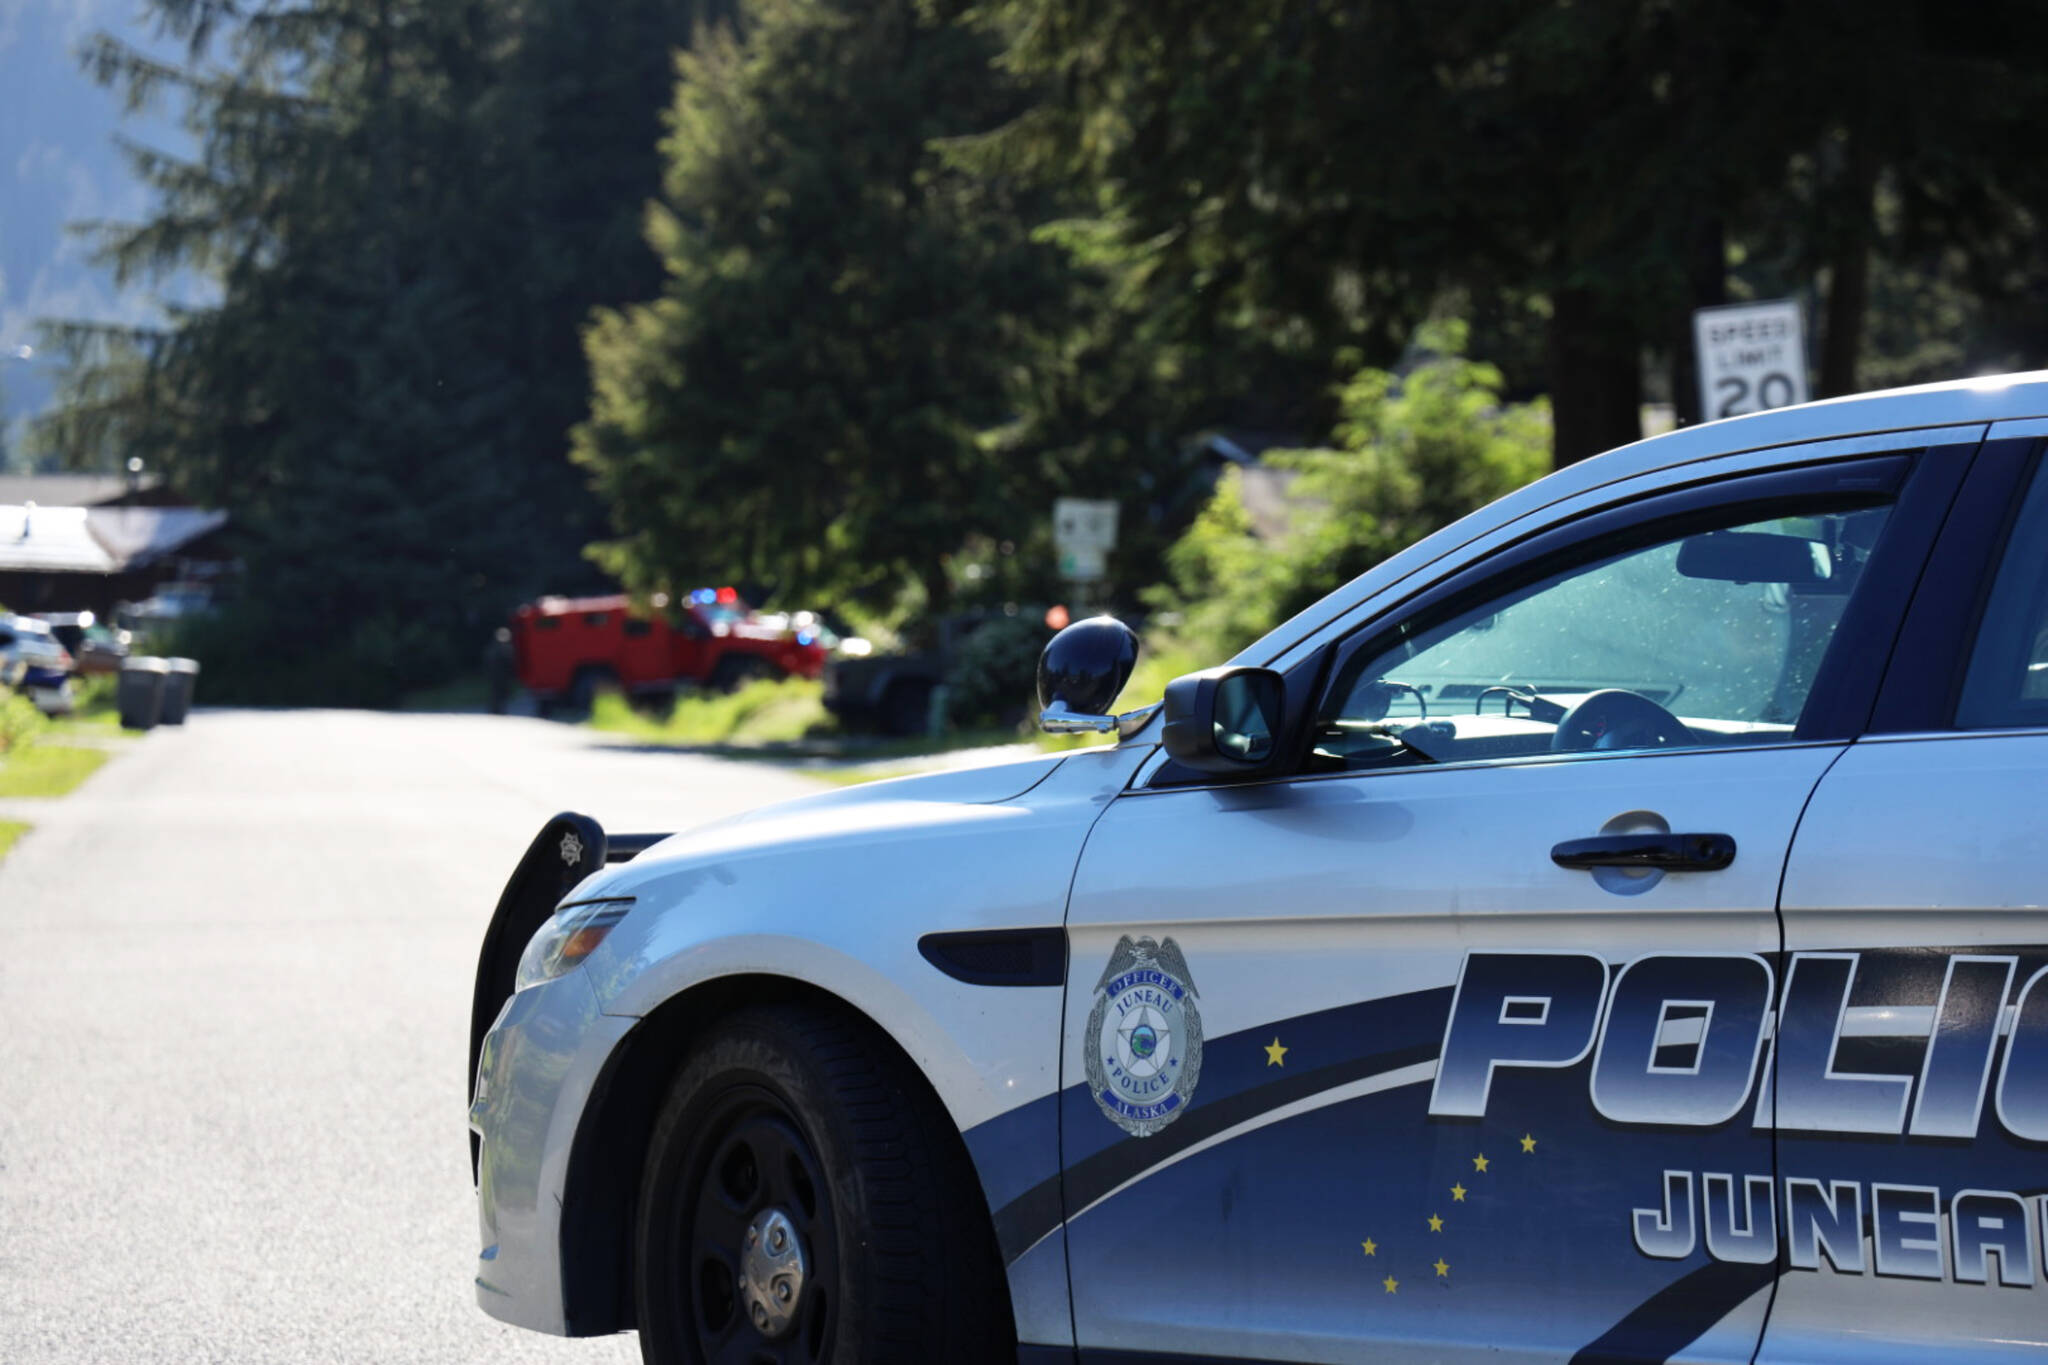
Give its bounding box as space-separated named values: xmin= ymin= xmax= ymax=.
xmin=1313 ymin=501 xmax=1894 ymax=771
xmin=1956 ymin=453 xmax=2048 ymax=727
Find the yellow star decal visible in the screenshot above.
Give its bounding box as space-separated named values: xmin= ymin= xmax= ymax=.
xmin=1434 ymin=1257 xmax=1450 ymax=1277
xmin=1472 ymin=1153 xmax=1490 ymax=1173
xmin=1426 ymin=1213 xmax=1444 ymax=1232
xmin=1520 ymin=1133 xmax=1538 ymax=1153
xmin=1361 ymin=1237 xmax=1377 ymax=1257
xmin=1383 ymin=1274 xmax=1399 ymax=1294
xmin=1451 ymin=1183 xmax=1468 ymax=1202
xmin=1264 ymin=1037 xmax=1288 ymax=1067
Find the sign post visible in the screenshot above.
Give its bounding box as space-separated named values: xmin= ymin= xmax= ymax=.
xmin=1693 ymin=300 xmax=1810 ymax=421
xmin=1054 ymin=498 xmax=1118 ymax=610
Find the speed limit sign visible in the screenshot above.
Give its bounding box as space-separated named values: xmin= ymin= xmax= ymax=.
xmin=1693 ymin=300 xmax=1810 ymax=420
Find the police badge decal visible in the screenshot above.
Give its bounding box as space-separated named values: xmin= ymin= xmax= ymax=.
xmin=1085 ymin=935 xmax=1203 ymax=1137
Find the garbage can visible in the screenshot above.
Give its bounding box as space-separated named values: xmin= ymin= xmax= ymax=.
xmin=160 ymin=658 xmax=200 ymax=725
xmin=118 ymin=657 xmax=169 ymax=731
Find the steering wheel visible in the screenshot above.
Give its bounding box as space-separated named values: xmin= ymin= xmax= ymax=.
xmin=1550 ymin=689 xmax=1693 ymax=753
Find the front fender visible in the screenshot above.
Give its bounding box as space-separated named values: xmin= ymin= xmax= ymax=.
xmin=573 ymin=744 xmax=1150 ymax=1348
xmin=581 ymin=744 xmax=1147 ymax=1131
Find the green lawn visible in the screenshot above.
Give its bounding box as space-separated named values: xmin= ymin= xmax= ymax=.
xmin=0 ymin=745 xmax=111 ymax=798
xmin=47 ymin=712 xmax=123 ymax=739
xmin=0 ymin=820 xmax=27 ymax=862
xmin=587 ymin=679 xmax=833 ymax=747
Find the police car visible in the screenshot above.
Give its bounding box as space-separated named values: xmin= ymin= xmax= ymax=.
xmin=470 ymin=373 xmax=2048 ymax=1364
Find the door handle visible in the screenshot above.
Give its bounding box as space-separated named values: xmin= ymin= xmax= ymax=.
xmin=1550 ymin=832 xmax=1736 ymax=872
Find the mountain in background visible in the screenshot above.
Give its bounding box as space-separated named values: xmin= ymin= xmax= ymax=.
xmin=0 ymin=0 xmax=197 ymax=468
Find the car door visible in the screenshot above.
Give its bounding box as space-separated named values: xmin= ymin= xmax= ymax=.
xmin=1057 ymin=438 xmax=1979 ymax=1365
xmin=1759 ymin=429 xmax=2048 ymax=1364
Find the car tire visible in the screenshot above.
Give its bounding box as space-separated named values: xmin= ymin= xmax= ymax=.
xmin=633 ymin=1003 xmax=1013 ymax=1365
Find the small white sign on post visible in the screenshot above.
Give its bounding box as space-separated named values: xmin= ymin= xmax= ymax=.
xmin=1693 ymin=299 xmax=1810 ymax=421
xmin=1054 ymin=498 xmax=1118 ymax=583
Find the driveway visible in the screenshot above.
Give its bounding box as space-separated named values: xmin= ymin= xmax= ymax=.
xmin=0 ymin=710 xmax=824 ymax=1363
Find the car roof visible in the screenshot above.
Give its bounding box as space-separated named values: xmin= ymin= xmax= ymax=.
xmin=523 ymin=593 xmax=633 ymax=616
xmin=1229 ymin=370 xmax=2048 ymax=671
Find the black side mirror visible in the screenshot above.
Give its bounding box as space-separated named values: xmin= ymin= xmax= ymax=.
xmin=1037 ymin=615 xmax=1138 ymax=716
xmin=1038 ymin=616 xmax=1162 ymax=737
xmin=1161 ymin=666 xmax=1287 ymax=775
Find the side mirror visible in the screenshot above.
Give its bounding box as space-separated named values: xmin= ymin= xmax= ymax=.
xmin=1161 ymin=666 xmax=1287 ymax=775
xmin=1036 ymin=616 xmax=1160 ymax=737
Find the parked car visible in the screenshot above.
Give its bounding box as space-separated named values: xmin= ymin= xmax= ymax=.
xmin=510 ymin=588 xmax=829 ymax=714
xmin=471 ymin=372 xmax=2048 ymax=1363
xmin=822 ymin=610 xmax=1014 ymax=735
xmin=35 ymin=611 xmax=130 ymax=675
xmin=0 ymin=614 xmax=75 ymax=715
xmin=116 ymin=582 xmax=214 ymax=633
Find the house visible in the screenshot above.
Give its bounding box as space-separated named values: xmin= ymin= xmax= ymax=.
xmin=0 ymin=473 xmax=230 ymax=618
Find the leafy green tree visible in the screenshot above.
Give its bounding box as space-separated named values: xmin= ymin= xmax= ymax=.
xmin=575 ymin=0 xmax=1072 ymax=616
xmin=1152 ymin=324 xmax=1548 ymax=661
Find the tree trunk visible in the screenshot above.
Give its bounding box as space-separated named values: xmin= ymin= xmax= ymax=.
xmin=1548 ymin=287 xmax=1643 ymax=468
xmin=1817 ymin=154 xmax=1879 ymax=400
xmin=1670 ymin=215 xmax=1726 ymax=428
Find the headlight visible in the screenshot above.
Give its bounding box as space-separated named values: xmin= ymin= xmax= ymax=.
xmin=514 ymin=899 xmax=633 ymax=991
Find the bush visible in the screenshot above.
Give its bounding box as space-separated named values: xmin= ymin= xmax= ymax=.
xmin=72 ymin=673 xmax=119 ymax=720
xmin=1148 ymin=322 xmax=1550 ymax=662
xmin=161 ymin=603 xmax=473 ymax=708
xmin=944 ymin=613 xmax=1053 ymax=730
xmin=0 ymin=688 xmax=48 ymax=755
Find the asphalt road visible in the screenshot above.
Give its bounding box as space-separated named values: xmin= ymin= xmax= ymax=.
xmin=0 ymin=710 xmax=826 ymax=1364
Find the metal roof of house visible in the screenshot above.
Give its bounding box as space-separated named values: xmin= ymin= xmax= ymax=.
xmin=0 ymin=503 xmax=226 ymax=575
xmin=0 ymin=505 xmax=117 ymax=572
xmin=0 ymin=474 xmax=158 ymax=508
xmin=87 ymin=506 xmax=228 ymax=565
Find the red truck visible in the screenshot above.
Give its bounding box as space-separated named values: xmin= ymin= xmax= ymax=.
xmin=510 ymin=588 xmax=828 ymax=713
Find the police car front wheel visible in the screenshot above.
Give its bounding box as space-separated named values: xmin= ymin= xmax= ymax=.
xmin=632 ymin=1002 xmax=1014 ymax=1365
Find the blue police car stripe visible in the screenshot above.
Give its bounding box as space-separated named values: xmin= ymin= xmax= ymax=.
xmin=1566 ymin=1260 xmax=1774 ymax=1364
xmin=984 ymin=985 xmax=1453 ymax=1262
xmin=977 ymin=942 xmax=2048 ymax=1361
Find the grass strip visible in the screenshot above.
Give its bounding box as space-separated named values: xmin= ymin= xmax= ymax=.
xmin=804 ymin=766 xmax=921 ymax=788
xmin=0 ymin=820 xmax=27 ymax=862
xmin=588 ymin=679 xmax=832 ymax=747
xmin=0 ymin=745 xmax=112 ymax=798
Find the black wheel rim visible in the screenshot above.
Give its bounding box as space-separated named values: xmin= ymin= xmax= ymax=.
xmin=677 ymin=1087 xmax=838 ymax=1365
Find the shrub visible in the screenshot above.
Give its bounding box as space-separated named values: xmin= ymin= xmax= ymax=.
xmin=0 ymin=688 xmax=49 ymax=755
xmin=1148 ymin=322 xmax=1550 ymax=662
xmin=162 ymin=603 xmax=471 ymax=708
xmin=944 ymin=612 xmax=1053 ymax=730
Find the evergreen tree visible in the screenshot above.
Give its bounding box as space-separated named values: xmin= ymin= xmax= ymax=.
xmin=37 ymin=0 xmax=733 ymax=702
xmin=981 ymin=0 xmax=2048 ymax=464
xmin=575 ymin=0 xmax=1071 ymax=615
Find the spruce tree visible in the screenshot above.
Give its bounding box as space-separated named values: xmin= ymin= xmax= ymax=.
xmin=574 ymin=0 xmax=1070 ymax=615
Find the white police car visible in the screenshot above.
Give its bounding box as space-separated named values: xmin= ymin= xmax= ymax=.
xmin=471 ymin=373 xmax=2048 ymax=1364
